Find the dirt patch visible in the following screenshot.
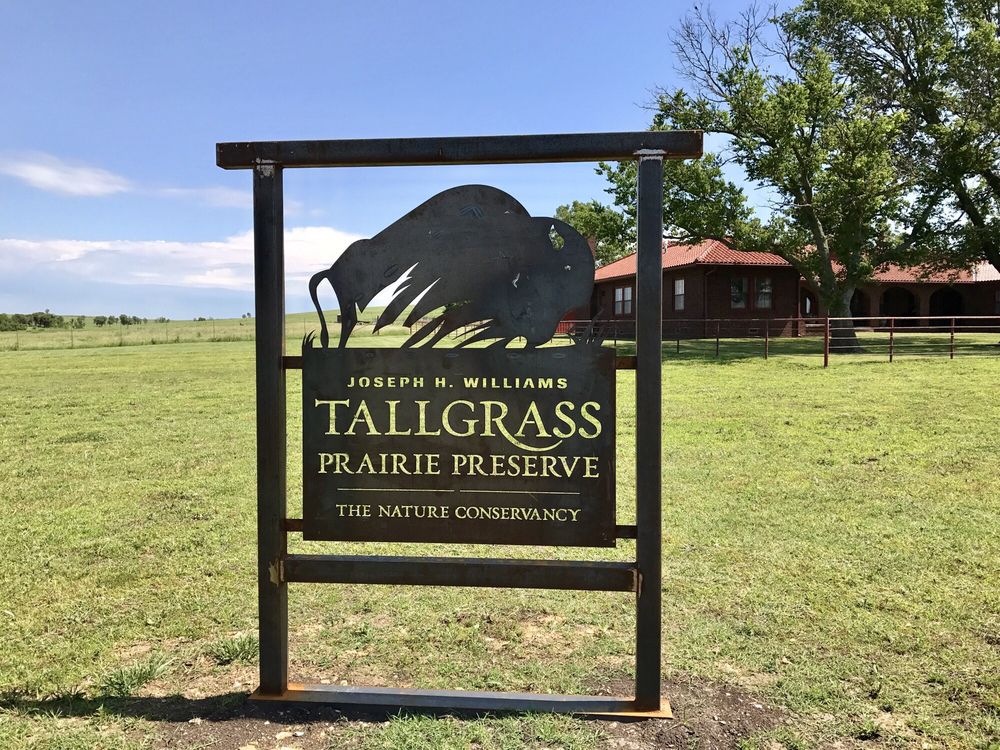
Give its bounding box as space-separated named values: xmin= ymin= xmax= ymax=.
xmin=596 ymin=674 xmax=790 ymax=749
xmin=108 ymin=672 xmax=789 ymax=749
xmin=151 ymin=701 xmax=355 ymax=750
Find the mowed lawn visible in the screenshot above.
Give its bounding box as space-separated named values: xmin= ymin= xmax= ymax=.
xmin=0 ymin=336 xmax=998 ymax=749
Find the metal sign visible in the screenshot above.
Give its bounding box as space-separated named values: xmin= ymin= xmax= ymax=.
xmin=216 ymin=130 xmax=704 ymax=717
xmin=302 ymin=346 xmax=616 ymax=546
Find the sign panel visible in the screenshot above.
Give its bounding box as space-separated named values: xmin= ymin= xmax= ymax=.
xmin=302 ymin=345 xmax=616 ymax=546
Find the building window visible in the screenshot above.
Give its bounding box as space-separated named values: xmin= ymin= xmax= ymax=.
xmin=614 ymin=286 xmax=632 ymax=316
xmin=673 ymin=278 xmax=685 ymax=311
xmin=755 ymin=277 xmax=773 ymax=309
xmin=730 ymin=277 xmax=748 ymax=309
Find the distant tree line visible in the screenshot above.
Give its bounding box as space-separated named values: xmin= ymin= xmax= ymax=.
xmin=0 ymin=312 xmax=166 ymax=331
xmin=93 ymin=315 xmax=152 ymax=327
xmin=0 ymin=311 xmax=85 ymax=331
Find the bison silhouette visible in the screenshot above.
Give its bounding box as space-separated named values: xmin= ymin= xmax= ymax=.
xmin=308 ymin=185 xmax=595 ymax=349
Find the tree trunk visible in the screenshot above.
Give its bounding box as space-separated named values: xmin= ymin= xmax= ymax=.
xmin=827 ymin=286 xmax=863 ymax=354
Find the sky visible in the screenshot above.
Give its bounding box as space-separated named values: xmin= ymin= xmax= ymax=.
xmin=0 ymin=0 xmax=754 ymax=318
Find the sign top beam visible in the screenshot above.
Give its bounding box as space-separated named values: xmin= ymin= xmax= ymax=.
xmin=216 ymin=131 xmax=702 ymax=170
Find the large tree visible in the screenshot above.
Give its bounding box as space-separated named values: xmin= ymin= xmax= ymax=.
xmin=807 ymin=0 xmax=1000 ymax=274
xmin=563 ymin=5 xmax=943 ymax=348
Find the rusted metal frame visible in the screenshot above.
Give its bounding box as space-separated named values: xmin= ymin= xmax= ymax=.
xmin=284 ymin=517 xmax=638 ymax=539
xmin=253 ymin=684 xmax=673 ymax=717
xmin=289 ymin=354 xmax=637 ymax=371
xmin=217 ymin=131 xmax=703 ymax=169
xmin=253 ymin=164 xmax=288 ymax=696
xmin=634 ymin=155 xmax=664 ymax=712
xmin=235 ymin=131 xmax=701 ymax=717
xmin=283 ymin=554 xmax=637 ymax=592
xmin=250 ymin=683 xmax=671 ymax=718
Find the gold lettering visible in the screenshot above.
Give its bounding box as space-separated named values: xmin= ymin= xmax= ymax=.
xmin=442 ymin=400 xmax=476 ymax=437
xmin=385 ymin=401 xmax=412 ymax=436
xmin=345 ymin=401 xmax=381 ymax=436
xmin=578 ymin=401 xmax=602 ymax=438
xmin=315 ymin=398 xmax=350 ymax=435
xmin=415 ymin=400 xmax=441 ymax=436
xmin=552 ymin=401 xmax=576 ymax=439
xmin=515 ymin=401 xmax=551 ymax=438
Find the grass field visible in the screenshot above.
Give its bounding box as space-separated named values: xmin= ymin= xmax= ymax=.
xmin=0 ymin=327 xmax=998 ymax=749
xmin=3 ymin=310 xmax=999 ymax=365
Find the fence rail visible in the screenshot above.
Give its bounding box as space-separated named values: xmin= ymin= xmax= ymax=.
xmin=554 ymin=316 xmax=1000 ymax=366
xmin=4 ymin=315 xmax=999 ymax=364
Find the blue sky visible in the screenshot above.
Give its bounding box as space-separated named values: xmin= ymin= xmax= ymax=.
xmin=1 ymin=0 xmax=752 ymax=318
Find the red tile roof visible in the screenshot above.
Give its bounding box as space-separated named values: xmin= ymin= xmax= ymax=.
xmin=593 ymin=241 xmax=1000 ymax=284
xmin=869 ymin=263 xmax=1000 ymax=283
xmin=594 ymin=240 xmax=791 ymax=282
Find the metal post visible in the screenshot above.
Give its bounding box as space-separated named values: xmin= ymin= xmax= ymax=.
xmin=823 ymin=317 xmax=830 ymax=368
xmin=950 ymin=317 xmax=955 ymax=359
xmin=764 ymin=320 xmax=769 ymax=360
xmin=715 ymin=321 xmax=720 ymax=357
xmin=634 ymin=154 xmax=663 ymax=712
xmin=253 ymin=164 xmax=288 ymax=696
xmin=889 ymin=317 xmax=895 ymax=363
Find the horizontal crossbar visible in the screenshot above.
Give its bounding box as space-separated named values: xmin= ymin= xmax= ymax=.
xmin=282 ymin=354 xmax=635 ymax=370
xmin=282 ymin=554 xmax=637 ymax=592
xmin=216 ymin=131 xmax=702 ymax=169
xmin=250 ymin=683 xmax=671 ymax=717
xmin=282 ymin=518 xmax=636 ymax=539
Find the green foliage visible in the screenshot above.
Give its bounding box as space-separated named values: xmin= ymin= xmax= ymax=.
xmin=592 ymin=6 xmax=931 ymax=325
xmin=554 ymin=200 xmax=631 ymax=265
xmin=808 ymin=0 xmax=1000 ymax=273
xmin=97 ymin=654 xmax=172 ymax=697
xmin=207 ymin=634 xmax=258 ymax=665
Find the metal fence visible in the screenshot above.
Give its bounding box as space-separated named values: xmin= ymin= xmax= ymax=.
xmin=555 ymin=316 xmax=1000 ymax=366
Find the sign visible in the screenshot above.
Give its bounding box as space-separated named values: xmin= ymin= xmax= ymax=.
xmin=302 ymin=345 xmax=616 ymax=546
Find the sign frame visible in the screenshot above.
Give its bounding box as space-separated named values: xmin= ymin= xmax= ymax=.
xmin=216 ymin=130 xmax=703 ymax=717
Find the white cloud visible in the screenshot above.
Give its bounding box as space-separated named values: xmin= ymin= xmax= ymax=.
xmin=0 ymin=151 xmax=291 ymax=211
xmin=0 ymin=226 xmax=364 ymax=293
xmin=156 ymin=186 xmax=252 ymax=209
xmin=0 ymin=152 xmax=131 ymax=196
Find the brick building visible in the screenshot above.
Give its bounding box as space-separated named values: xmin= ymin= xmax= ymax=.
xmin=587 ymin=240 xmax=1000 ymax=336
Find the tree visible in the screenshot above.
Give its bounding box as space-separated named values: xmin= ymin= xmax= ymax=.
xmin=94 ymin=316 xmax=106 ymax=327
xmin=567 ymin=5 xmax=941 ymax=349
xmin=808 ymin=0 xmax=1000 ymax=274
xmin=119 ymin=314 xmax=130 ymax=326
xmin=554 ymin=201 xmax=631 ymax=265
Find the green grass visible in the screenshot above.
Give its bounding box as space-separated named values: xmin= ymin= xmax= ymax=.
xmin=98 ymin=655 xmax=173 ymax=697
xmin=0 ymin=327 xmax=998 ymax=748
xmin=207 ymin=634 xmax=258 ymax=666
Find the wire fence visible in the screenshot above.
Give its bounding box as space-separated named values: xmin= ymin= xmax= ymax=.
xmin=4 ymin=315 xmax=999 ymax=364
xmin=555 ymin=316 xmax=1000 ymax=366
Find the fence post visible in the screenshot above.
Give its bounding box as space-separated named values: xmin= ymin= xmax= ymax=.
xmin=676 ymin=337 xmax=680 ymax=355
xmin=950 ymin=317 xmax=955 ymax=359
xmin=764 ymin=321 xmax=769 ymax=360
xmin=70 ymin=327 xmax=74 ymax=349
xmin=715 ymin=321 xmax=720 ymax=358
xmin=823 ymin=316 xmax=830 ymax=368
xmin=889 ymin=317 xmax=894 ymax=362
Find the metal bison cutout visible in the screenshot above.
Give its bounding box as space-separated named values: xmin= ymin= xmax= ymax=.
xmin=308 ymin=185 xmax=595 ymax=349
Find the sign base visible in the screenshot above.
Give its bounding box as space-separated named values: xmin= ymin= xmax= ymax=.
xmin=249 ymin=682 xmax=672 ymax=719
